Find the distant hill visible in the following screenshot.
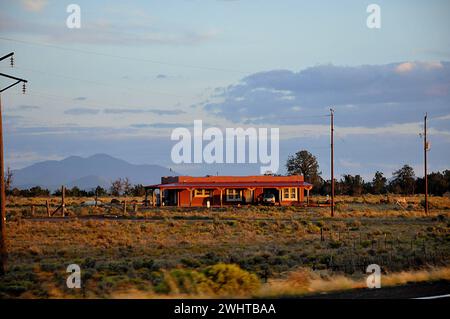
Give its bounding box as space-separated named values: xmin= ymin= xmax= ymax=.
xmin=11 ymin=153 xmax=177 ymax=191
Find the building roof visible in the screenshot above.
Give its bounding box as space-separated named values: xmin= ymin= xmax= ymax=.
xmin=167 ymin=175 xmax=304 ymax=183
xmin=145 ymin=181 xmax=313 ymax=189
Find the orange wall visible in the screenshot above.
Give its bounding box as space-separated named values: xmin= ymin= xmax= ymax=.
xmin=176 ymin=187 xmax=306 ymax=207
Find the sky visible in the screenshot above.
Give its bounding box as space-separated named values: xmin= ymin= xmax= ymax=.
xmin=0 ymin=0 xmax=449 ymax=181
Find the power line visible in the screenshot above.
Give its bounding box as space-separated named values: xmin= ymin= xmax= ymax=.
xmin=0 ymin=37 xmax=248 ymax=74
xmin=1 ymin=65 xmax=188 ymax=98
xmin=4 ymin=89 xmax=171 ymax=112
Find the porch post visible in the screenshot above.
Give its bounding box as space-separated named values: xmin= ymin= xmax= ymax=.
xmin=159 ymin=188 xmax=163 ymax=206
xmin=220 ymin=189 xmax=223 ymax=207
xmin=248 ymin=188 xmax=255 ymax=204
xmin=177 ymin=190 xmax=180 ymax=207
xmin=189 ymin=188 xmax=193 ymax=207
xmin=307 ymin=188 xmax=310 ymax=206
xmin=152 ymin=190 xmax=156 ymax=207
xmin=278 ymin=188 xmax=282 ymax=206
xmin=144 ymin=188 xmax=148 ymax=207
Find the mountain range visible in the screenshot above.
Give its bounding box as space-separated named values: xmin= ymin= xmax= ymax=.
xmin=11 ymin=154 xmax=177 ymax=190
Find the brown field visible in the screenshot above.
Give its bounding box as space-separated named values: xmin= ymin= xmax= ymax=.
xmin=1 ymin=194 xmax=449 ymax=298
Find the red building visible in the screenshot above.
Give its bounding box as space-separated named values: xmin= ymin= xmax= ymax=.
xmin=144 ymin=175 xmax=313 ymax=207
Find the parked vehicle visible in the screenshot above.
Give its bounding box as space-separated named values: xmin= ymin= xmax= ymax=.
xmin=262 ymin=193 xmax=276 ymax=205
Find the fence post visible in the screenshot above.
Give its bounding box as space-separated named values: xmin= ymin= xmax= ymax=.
xmin=320 ymin=227 xmax=324 ymax=242
xmin=61 ymin=185 xmax=66 ymax=217
xmin=31 ymin=205 xmax=35 ymax=216
xmin=46 ymin=200 xmax=50 ymax=217
xmin=123 ymin=200 xmax=127 ymax=215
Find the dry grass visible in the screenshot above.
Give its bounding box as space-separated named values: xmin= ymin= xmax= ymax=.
xmin=257 ymin=266 xmax=450 ymax=297
xmin=1 ymin=195 xmax=449 ymax=298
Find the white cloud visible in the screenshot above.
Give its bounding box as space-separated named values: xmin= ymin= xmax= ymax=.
xmin=278 ymin=121 xmax=450 ymax=140
xmin=435 ymin=113 xmax=450 ymax=121
xmin=339 ymin=159 xmax=362 ymax=168
xmin=21 ymin=0 xmax=47 ymax=12
xmin=203 ymin=62 xmax=450 ymax=129
xmin=395 ymin=61 xmax=443 ymax=74
xmin=395 ymin=62 xmax=415 ymax=74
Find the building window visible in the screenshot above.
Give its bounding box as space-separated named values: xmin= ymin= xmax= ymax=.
xmin=282 ymin=188 xmax=297 ymax=201
xmin=226 ymin=189 xmax=242 ymax=201
xmin=194 ymin=189 xmax=212 ymax=197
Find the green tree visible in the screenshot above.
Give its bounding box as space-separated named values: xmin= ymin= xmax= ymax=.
xmin=416 ymin=171 xmax=448 ymax=196
xmin=286 ymin=150 xmax=322 ymax=189
xmin=131 ymin=184 xmax=146 ymax=197
xmin=67 ymin=186 xmax=81 ymax=197
xmin=390 ymin=164 xmax=416 ymax=195
xmin=372 ymin=171 xmax=387 ymax=194
xmin=94 ymin=186 xmax=107 ymax=196
xmin=341 ymin=174 xmax=364 ymax=196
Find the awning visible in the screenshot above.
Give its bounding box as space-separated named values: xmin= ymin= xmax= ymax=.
xmin=145 ymin=181 xmax=313 ymax=190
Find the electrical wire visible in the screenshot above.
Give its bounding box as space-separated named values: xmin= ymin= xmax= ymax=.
xmin=0 ymin=36 xmax=248 ymax=74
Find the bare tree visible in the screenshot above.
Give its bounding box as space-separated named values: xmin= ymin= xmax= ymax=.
xmin=110 ymin=178 xmax=123 ymax=196
xmin=4 ymin=167 xmax=13 ymax=196
xmin=123 ymin=177 xmax=132 ymax=196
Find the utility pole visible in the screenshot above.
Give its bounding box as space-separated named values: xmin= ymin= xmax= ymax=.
xmin=424 ymin=113 xmax=429 ymax=215
xmin=330 ymin=108 xmax=335 ymax=217
xmin=0 ymin=52 xmax=27 ymax=275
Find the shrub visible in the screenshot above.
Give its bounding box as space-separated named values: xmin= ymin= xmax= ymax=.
xmin=348 ymin=220 xmax=361 ymax=230
xmin=180 ymin=257 xmax=201 ymax=268
xmin=203 ymin=263 xmax=260 ymax=296
xmin=168 ymin=269 xmax=213 ymax=295
xmin=306 ymin=222 xmax=320 ymax=234
xmin=329 ymin=241 xmax=342 ymax=249
xmin=132 ymin=258 xmax=156 ymax=271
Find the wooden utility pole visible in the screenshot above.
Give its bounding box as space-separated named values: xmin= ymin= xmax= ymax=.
xmin=0 ymin=95 xmax=7 ymax=275
xmin=424 ymin=113 xmax=429 ymax=215
xmin=330 ymin=108 xmax=335 ymax=217
xmin=0 ymin=52 xmax=27 ymax=275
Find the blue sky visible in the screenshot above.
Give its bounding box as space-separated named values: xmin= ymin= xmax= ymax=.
xmin=0 ymin=0 xmax=449 ymax=181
